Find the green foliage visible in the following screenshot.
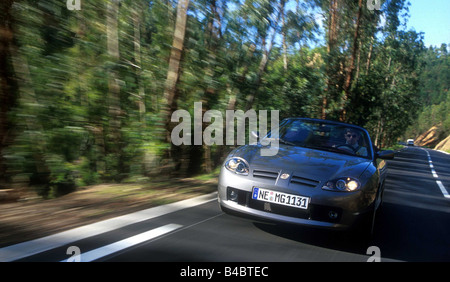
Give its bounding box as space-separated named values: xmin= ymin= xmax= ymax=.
xmin=403 ymin=43 xmax=449 ymax=140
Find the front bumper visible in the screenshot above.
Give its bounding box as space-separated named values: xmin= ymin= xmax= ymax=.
xmin=217 ymin=168 xmax=375 ymax=230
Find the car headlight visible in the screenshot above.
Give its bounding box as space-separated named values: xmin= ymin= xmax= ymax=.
xmin=322 ymin=177 xmax=360 ymax=192
xmin=225 ymin=157 xmax=249 ymax=175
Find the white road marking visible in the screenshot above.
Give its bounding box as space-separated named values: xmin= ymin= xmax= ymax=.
xmin=437 ymin=150 xmax=450 ymax=156
xmin=430 ymin=168 xmax=438 ymax=178
xmin=61 ymin=213 xmax=223 ymax=262
xmin=0 ymin=192 xmax=217 ymax=262
xmin=60 ymin=224 xmax=182 ymax=262
xmin=421 ymin=149 xmax=450 ymax=199
xmin=436 ymin=181 xmax=450 ymax=199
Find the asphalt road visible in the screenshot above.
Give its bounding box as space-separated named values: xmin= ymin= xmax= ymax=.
xmin=1 ymin=147 xmax=449 ymax=265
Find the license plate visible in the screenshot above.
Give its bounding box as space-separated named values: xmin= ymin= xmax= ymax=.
xmin=252 ymin=188 xmax=309 ymax=209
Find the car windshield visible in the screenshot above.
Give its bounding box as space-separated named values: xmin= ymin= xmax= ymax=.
xmin=265 ymin=119 xmax=372 ymax=159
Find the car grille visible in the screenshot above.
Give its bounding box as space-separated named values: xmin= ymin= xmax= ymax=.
xmin=252 ymin=170 xmax=320 ymax=188
xmin=252 ymin=169 xmax=278 ymax=180
xmin=290 ymin=175 xmax=320 ymax=188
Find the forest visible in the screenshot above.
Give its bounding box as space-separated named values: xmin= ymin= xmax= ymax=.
xmin=0 ymin=0 xmax=448 ymax=198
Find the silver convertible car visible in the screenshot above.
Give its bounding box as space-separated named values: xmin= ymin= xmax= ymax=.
xmin=218 ymin=118 xmax=394 ymax=236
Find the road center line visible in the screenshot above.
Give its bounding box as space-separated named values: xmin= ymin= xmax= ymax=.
xmin=60 ymin=213 xmax=223 ymax=262
xmin=61 ymin=224 xmax=182 ymax=262
xmin=421 ymin=148 xmax=450 ymax=199
xmin=435 ymin=181 xmax=450 ymax=199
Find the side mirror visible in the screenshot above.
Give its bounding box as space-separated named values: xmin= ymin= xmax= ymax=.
xmin=251 ymin=131 xmax=259 ymax=139
xmin=376 ymin=150 xmax=395 ymax=160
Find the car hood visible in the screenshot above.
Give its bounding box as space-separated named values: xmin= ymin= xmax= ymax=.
xmin=229 ymin=144 xmax=372 ymax=182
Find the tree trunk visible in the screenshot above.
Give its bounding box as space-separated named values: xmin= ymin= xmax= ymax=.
xmin=245 ymin=8 xmax=281 ymax=111
xmin=343 ymin=0 xmax=363 ymax=93
xmin=281 ymin=0 xmax=288 ymax=71
xmin=322 ymin=0 xmax=340 ymax=120
xmin=106 ymin=0 xmax=123 ymax=180
xmin=327 ymin=0 xmax=339 ymax=54
xmin=374 ymin=116 xmax=384 ymax=148
xmin=341 ymin=0 xmax=363 ymax=121
xmin=0 ymin=0 xmax=16 ymax=184
xmin=201 ymin=0 xmax=222 ymax=174
xmin=106 ymin=0 xmax=121 ymax=144
xmin=365 ymin=36 xmax=374 ymax=75
xmin=354 ymin=38 xmax=361 ymax=84
xmin=321 ymin=95 xmax=328 ymax=120
xmin=161 ymin=0 xmax=190 ymax=143
xmin=132 ymin=3 xmax=146 ymax=122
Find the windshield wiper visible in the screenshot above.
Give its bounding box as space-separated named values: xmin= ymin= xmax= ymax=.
xmin=323 ymin=146 xmax=355 ymax=156
xmin=278 ymin=138 xmax=297 ymax=146
xmin=303 ymin=144 xmax=356 ymax=156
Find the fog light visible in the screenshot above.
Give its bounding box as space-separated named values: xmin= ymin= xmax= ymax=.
xmin=229 ymin=190 xmax=238 ymax=201
xmin=328 ymin=211 xmax=338 ymax=219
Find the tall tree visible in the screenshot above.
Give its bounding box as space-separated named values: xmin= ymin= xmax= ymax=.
xmin=0 ymin=0 xmax=16 ymax=185
xmin=106 ymin=0 xmax=123 ymax=179
xmin=341 ymin=0 xmax=363 ymax=121
xmin=161 ymin=0 xmax=190 ymax=143
xmin=132 ymin=1 xmax=146 ymax=122
xmin=319 ymin=0 xmax=342 ymax=119
xmin=244 ymin=0 xmax=281 ymax=111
